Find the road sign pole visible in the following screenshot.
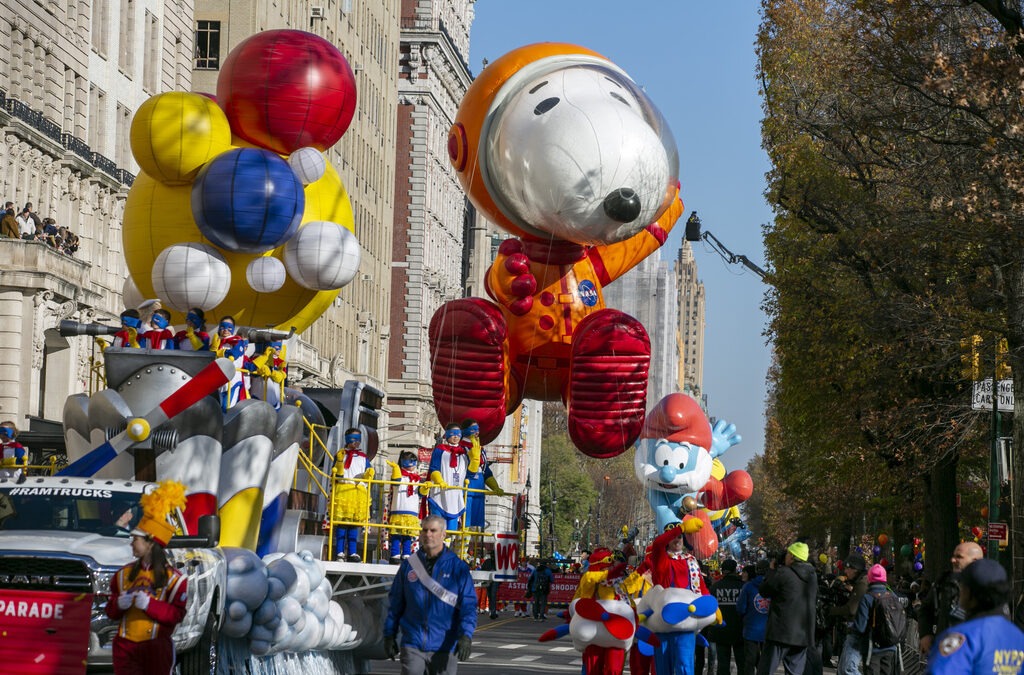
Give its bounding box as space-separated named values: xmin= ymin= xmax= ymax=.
xmin=990 ymin=342 xmax=1001 ymax=559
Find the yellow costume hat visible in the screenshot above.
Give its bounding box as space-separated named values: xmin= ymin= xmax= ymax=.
xmin=132 ymin=480 xmax=188 ymax=546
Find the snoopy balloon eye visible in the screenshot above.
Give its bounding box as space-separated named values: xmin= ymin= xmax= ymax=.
xmin=480 ymin=55 xmax=679 ymax=245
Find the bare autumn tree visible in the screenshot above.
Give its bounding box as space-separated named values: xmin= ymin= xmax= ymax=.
xmin=758 ymin=0 xmax=1024 ymax=588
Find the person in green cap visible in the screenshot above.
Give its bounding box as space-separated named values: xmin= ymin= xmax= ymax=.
xmin=756 ymin=541 xmax=818 ymax=674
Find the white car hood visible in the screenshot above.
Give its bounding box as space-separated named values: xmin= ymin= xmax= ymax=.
xmin=0 ymin=531 xmax=134 ymax=568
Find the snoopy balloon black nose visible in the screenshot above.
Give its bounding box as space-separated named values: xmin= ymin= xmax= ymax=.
xmin=602 ymin=188 xmax=642 ymax=222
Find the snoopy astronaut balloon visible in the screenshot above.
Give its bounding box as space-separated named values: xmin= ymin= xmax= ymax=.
xmin=433 ymin=43 xmax=683 ymax=458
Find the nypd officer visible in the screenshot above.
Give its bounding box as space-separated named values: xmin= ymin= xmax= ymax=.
xmin=926 ymin=558 xmax=1024 ymax=674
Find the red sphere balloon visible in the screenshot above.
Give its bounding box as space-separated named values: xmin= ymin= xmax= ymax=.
xmin=217 ymin=29 xmax=357 ymax=154
xmin=877 ymin=533 xmax=889 ymax=546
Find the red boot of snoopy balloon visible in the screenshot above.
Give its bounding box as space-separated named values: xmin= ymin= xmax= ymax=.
xmin=430 ymin=43 xmax=684 ymax=458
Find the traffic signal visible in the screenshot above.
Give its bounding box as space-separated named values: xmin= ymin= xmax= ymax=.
xmin=961 ymin=335 xmax=983 ymax=381
xmin=996 ymin=337 xmax=1012 ymax=381
xmin=338 ymin=380 xmax=384 ymax=459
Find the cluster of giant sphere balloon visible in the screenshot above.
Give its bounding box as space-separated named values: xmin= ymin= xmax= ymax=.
xmin=122 ymin=29 xmax=361 ymax=331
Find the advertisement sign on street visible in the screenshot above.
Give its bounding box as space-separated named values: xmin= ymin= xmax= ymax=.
xmin=494 ymin=532 xmax=520 ymax=581
xmin=988 ymin=522 xmax=1008 ymax=543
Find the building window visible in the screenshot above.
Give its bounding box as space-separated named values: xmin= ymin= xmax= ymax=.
xmin=195 ymin=21 xmax=221 ymax=70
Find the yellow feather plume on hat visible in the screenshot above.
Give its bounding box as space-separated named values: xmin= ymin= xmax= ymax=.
xmin=134 ymin=480 xmax=188 ymax=546
xmin=140 ymin=480 xmax=187 ymax=516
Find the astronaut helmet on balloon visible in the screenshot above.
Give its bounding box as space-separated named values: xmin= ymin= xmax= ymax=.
xmin=451 ymin=48 xmax=678 ymax=245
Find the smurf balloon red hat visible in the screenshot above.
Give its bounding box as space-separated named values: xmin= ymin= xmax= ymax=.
xmin=640 ymin=393 xmax=712 ymax=449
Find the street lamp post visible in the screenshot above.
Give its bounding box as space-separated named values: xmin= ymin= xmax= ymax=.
xmin=595 ymin=474 xmax=610 ymax=546
xmin=586 ymin=507 xmax=592 ymax=550
xmin=550 ymin=489 xmax=558 ymax=558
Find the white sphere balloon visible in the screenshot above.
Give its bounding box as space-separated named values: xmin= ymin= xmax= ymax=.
xmin=283 ymin=221 xmax=361 ymax=291
xmin=288 ymin=147 xmax=326 ymax=185
xmin=151 ymin=243 xmax=231 ymax=312
xmin=122 ymin=276 xmax=144 ymax=310
xmin=246 ymin=256 xmax=287 ymax=293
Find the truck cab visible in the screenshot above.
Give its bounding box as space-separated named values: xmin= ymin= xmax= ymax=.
xmin=0 ymin=476 xmax=225 ymax=672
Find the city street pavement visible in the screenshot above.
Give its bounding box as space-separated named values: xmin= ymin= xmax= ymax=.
xmin=365 ymin=610 xmax=841 ymax=674
xmin=367 ymin=611 xmax=582 ymax=674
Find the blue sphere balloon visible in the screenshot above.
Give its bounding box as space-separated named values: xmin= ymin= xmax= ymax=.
xmin=191 ymin=148 xmax=305 ymax=253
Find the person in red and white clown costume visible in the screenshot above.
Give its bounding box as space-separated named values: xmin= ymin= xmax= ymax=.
xmin=105 ymin=481 xmax=188 ymax=675
xmin=562 ymin=547 xmax=647 ymax=675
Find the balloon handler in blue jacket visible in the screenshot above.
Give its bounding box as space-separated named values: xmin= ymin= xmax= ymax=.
xmin=383 ymin=514 xmax=478 ymax=674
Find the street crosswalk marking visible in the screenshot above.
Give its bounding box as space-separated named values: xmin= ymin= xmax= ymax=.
xmin=548 ymin=646 xmax=575 ymax=652
xmin=511 ymin=655 xmax=541 ymax=662
xmin=498 ymin=643 xmax=528 ymax=649
xmin=569 ymin=659 xmax=582 ymax=665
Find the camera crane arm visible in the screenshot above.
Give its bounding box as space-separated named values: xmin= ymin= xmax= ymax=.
xmin=684 ymin=211 xmax=767 ymax=281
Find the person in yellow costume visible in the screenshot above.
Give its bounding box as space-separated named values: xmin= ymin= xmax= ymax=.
xmin=385 ymin=450 xmax=425 ymax=564
xmin=331 ymin=428 xmax=374 ymax=562
xmin=247 ymin=338 xmax=287 ymax=410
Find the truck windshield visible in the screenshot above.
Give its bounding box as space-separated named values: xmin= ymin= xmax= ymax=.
xmin=0 ymin=486 xmax=142 ymax=536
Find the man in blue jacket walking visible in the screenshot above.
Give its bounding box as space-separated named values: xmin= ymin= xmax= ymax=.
xmin=384 ymin=515 xmax=478 ymax=674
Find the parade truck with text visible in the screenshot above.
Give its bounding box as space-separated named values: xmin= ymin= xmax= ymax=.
xmin=0 ymin=477 xmax=225 ymax=674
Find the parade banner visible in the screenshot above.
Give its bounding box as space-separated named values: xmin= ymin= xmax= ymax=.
xmin=0 ymin=589 xmax=92 ymax=674
xmin=494 ymin=532 xmax=520 ymax=581
xmin=495 ymin=571 xmax=582 ymax=606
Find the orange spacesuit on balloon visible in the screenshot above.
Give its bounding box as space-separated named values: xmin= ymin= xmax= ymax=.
xmin=431 ymin=43 xmax=683 ymax=458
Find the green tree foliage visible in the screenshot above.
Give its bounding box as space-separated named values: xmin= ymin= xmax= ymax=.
xmin=539 ymin=402 xmax=643 ymax=556
xmin=538 ymin=430 xmax=598 ymax=556
xmin=757 ymin=1 xmax=1024 ymax=578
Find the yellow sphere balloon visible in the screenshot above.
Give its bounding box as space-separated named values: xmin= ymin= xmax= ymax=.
xmin=130 ymin=92 xmax=231 ymax=185
xmin=818 ymin=553 xmax=829 ymax=564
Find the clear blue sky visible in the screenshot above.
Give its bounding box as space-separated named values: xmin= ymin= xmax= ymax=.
xmin=468 ymin=1 xmax=773 ymax=472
